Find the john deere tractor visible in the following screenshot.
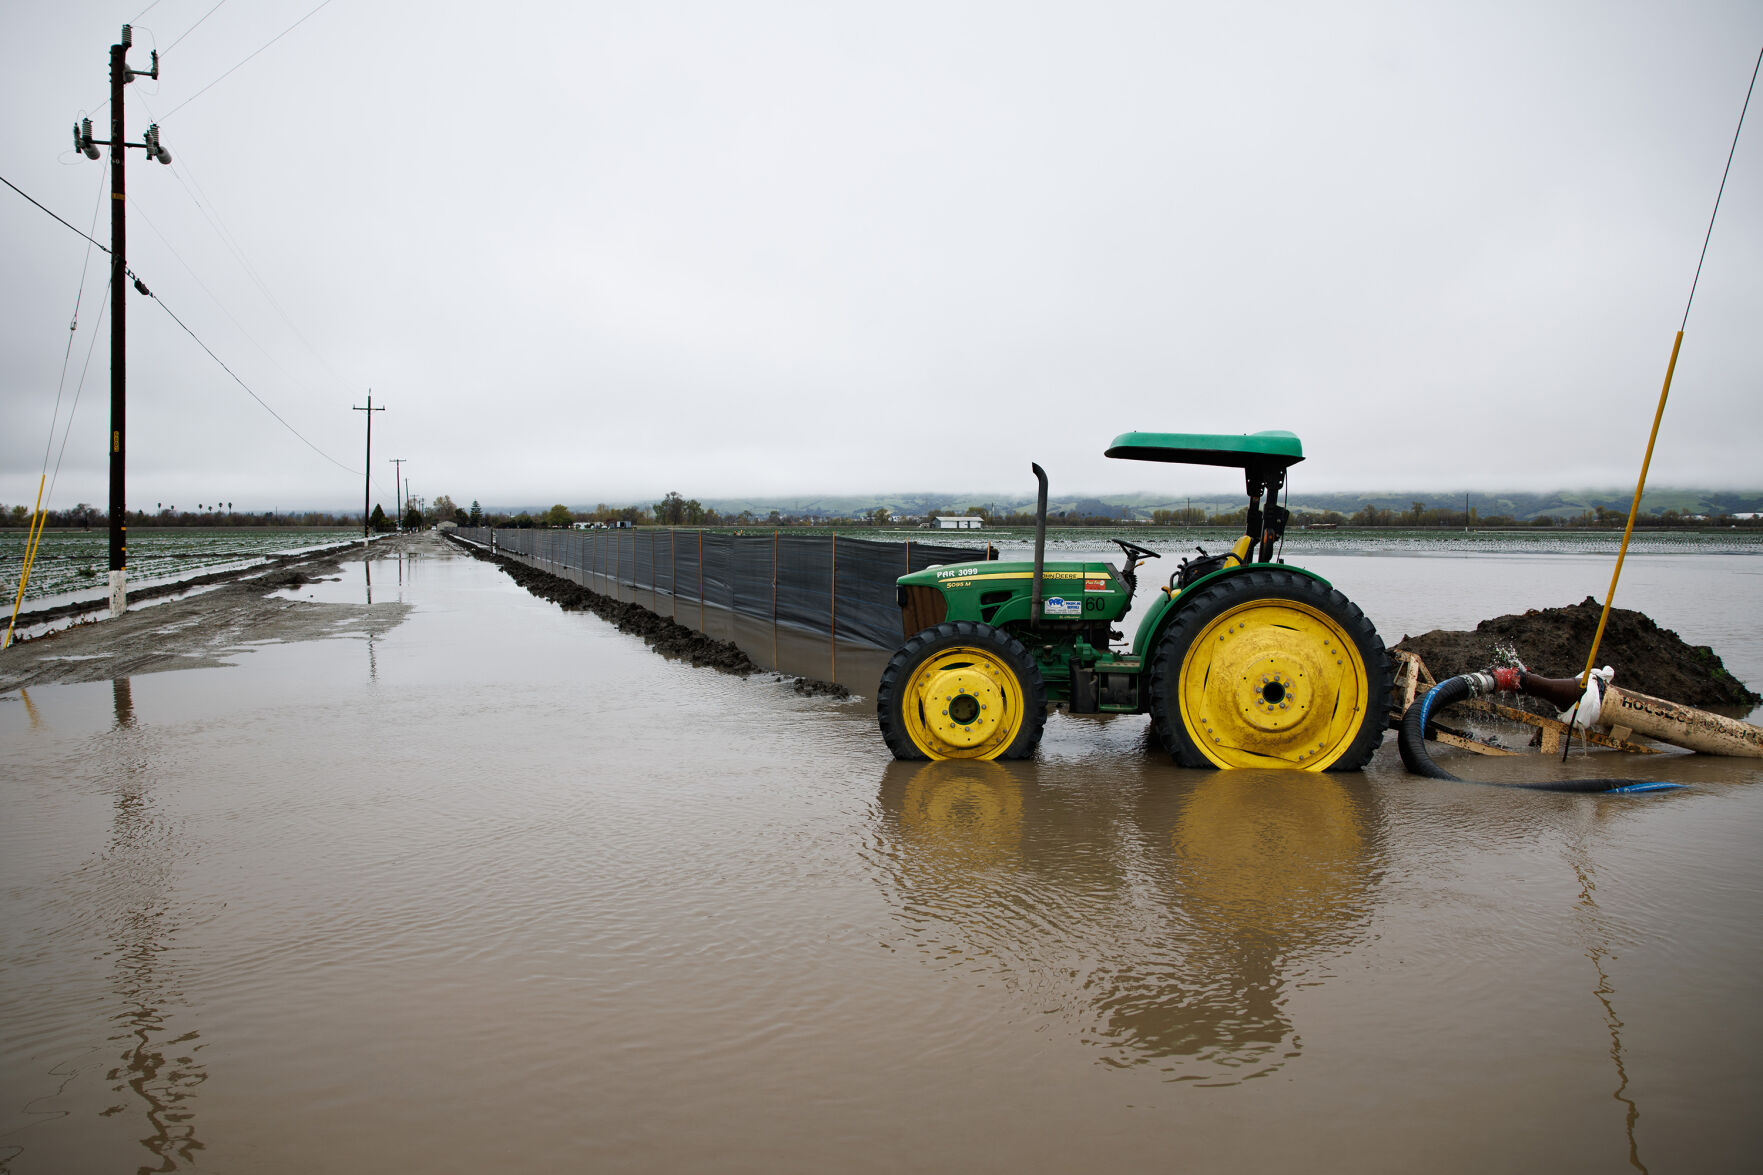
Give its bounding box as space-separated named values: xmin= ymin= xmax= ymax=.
xmin=877 ymin=431 xmax=1392 ymax=769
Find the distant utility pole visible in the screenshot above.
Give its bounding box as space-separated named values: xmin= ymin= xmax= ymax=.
xmin=72 ymin=24 xmax=171 ymax=617
xmin=389 ymin=458 xmax=406 ymax=528
xmin=353 ymin=393 xmax=384 ymax=542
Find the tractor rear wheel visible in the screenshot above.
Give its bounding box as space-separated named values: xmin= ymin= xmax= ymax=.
xmin=878 ymin=621 xmax=1047 ymax=761
xmin=1148 ymin=569 xmax=1390 ymax=771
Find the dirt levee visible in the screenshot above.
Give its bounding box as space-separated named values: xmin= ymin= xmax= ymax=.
xmin=449 ymin=535 xmax=856 ymax=696
xmin=448 ymin=535 xmax=759 ymax=676
xmin=1393 ymin=596 xmax=1760 ymax=707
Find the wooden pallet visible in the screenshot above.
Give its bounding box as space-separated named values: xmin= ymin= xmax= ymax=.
xmin=1387 ymin=650 xmax=1659 ymax=757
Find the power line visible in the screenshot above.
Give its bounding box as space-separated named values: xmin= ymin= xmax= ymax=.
xmin=1681 ymin=43 xmax=1761 ymax=332
xmin=166 ymin=0 xmax=231 ymax=54
xmin=161 ymin=0 xmax=339 ymax=120
xmin=123 ymin=187 xmax=295 ymax=376
xmin=50 ymin=280 xmax=112 ymax=506
xmin=1 ymin=172 xmax=111 ymax=254
xmin=142 ymin=131 xmax=360 ymax=394
xmin=40 ymin=168 xmax=110 ymax=480
xmin=5 ymin=171 xmax=359 ymax=478
xmin=145 ymin=285 xmax=361 ymax=475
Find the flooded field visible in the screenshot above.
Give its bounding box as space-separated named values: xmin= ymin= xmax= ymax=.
xmin=2 ymin=535 xmax=1760 ymax=1172
xmin=1 ymin=528 xmax=358 ymax=606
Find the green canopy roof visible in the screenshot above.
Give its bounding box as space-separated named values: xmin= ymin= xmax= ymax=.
xmin=1104 ymin=430 xmax=1304 ymax=472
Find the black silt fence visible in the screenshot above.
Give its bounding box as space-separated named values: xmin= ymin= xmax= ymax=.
xmin=452 ymin=527 xmax=984 ymax=682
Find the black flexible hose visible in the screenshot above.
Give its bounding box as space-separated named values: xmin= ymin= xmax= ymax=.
xmin=1398 ymin=674 xmax=1681 ymax=793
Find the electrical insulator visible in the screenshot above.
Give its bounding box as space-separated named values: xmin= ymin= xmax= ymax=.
xmin=145 ymin=124 xmax=171 ymax=165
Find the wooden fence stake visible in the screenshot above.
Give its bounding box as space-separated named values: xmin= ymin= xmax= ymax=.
xmin=829 ymin=534 xmax=838 ymax=684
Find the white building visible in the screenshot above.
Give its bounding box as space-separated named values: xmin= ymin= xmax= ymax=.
xmin=933 ymin=516 xmax=983 ymax=530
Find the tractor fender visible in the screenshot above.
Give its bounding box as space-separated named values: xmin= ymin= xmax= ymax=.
xmin=1130 ymin=563 xmax=1334 ymax=663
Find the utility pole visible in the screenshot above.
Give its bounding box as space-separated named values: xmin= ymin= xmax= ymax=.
xmin=73 ymin=25 xmax=170 ymax=617
xmin=389 ymin=458 xmax=406 ymax=528
xmin=353 ymin=393 xmax=383 ymax=542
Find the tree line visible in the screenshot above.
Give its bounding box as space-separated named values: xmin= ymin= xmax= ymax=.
xmin=0 ymin=496 xmax=480 ymax=530
xmin=11 ymin=494 xmax=1753 ymax=532
xmin=0 ymin=502 xmax=359 ymax=528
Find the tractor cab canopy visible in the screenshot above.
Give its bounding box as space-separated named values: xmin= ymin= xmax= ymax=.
xmin=1106 ymin=430 xmax=1303 ymax=563
xmin=1104 ymin=430 xmax=1303 ymax=482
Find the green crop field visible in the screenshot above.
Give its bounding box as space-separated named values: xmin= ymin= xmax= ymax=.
xmin=2 ymin=528 xmax=358 ymax=606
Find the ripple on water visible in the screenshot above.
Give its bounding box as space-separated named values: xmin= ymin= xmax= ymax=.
xmin=861 ymin=758 xmax=1388 ymax=1083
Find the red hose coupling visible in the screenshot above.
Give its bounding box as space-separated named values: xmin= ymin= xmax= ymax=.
xmin=1490 ymin=667 xmax=1524 ymax=692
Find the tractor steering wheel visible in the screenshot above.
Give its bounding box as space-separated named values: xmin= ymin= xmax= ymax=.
xmin=1112 ymin=538 xmax=1161 ymax=563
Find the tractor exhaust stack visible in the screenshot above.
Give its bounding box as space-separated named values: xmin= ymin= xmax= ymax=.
xmin=1030 ymin=462 xmax=1048 ymax=628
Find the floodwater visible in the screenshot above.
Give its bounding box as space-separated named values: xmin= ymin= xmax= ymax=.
xmin=2 ymin=538 xmax=1760 ymax=1172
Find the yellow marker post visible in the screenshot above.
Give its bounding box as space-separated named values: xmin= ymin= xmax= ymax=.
xmin=4 ymin=475 xmax=48 ymax=649
xmin=1580 ymin=330 xmax=1683 ymax=682
xmin=1577 ymin=44 xmax=1759 ymax=704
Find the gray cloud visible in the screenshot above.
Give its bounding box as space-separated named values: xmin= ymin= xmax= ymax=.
xmin=4 ymin=1 xmax=1759 ymax=512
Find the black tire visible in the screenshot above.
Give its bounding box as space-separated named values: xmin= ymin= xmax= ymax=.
xmin=1148 ymin=568 xmax=1390 ymax=771
xmin=877 ymin=621 xmax=1047 ymax=761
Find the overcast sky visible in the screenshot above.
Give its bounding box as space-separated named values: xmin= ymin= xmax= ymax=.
xmin=4 ymin=1 xmax=1759 ymax=513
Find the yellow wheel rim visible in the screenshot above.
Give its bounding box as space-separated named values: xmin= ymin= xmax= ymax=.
xmin=1178 ymin=599 xmax=1370 ymax=770
xmin=902 ymin=646 xmax=1027 ymax=760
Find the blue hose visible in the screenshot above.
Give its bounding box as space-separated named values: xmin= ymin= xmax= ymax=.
xmin=1397 ymin=674 xmax=1686 ymax=793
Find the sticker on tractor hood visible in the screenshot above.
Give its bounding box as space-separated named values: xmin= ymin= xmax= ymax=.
xmin=931 ymin=568 xmax=1087 ymax=585
xmin=1085 ymin=577 xmax=1109 ymax=592
xmin=1043 ymin=596 xmax=1082 ymax=617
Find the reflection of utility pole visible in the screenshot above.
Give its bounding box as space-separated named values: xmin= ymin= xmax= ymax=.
xmin=352 ymin=393 xmax=383 ymax=543
xmin=73 ymin=25 xmax=171 ymax=617
xmin=389 ymin=458 xmax=405 ymax=529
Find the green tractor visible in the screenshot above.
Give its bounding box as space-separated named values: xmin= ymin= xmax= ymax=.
xmin=877 ymin=431 xmax=1392 ymax=769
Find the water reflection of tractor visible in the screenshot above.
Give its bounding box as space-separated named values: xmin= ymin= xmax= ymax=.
xmin=878 ymin=432 xmax=1393 ymax=768
xmin=875 ymin=759 xmax=1380 ymax=1079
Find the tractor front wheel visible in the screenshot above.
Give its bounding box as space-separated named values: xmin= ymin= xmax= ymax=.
xmin=878 ymin=622 xmax=1047 ymax=761
xmin=1149 ymin=569 xmax=1390 ymax=771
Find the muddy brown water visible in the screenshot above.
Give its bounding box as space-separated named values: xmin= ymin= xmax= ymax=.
xmin=2 ymin=536 xmax=1760 ymax=1172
